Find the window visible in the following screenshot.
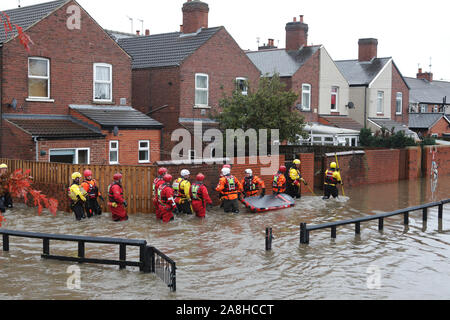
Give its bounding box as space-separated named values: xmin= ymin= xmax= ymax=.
xmin=396 ymin=92 xmax=403 ymax=115
xmin=28 ymin=57 xmax=50 ymax=99
xmin=434 ymin=105 xmax=439 ymax=113
xmin=94 ymin=63 xmax=112 ymax=102
xmin=236 ymin=77 xmax=248 ymax=95
xmin=49 ymin=148 xmax=89 ymax=164
xmin=301 ymin=84 xmax=311 ymax=111
xmin=109 ymin=141 xmax=119 ymax=164
xmin=377 ymin=91 xmax=384 ymax=114
xmin=420 ymin=104 xmax=427 ymax=113
xmin=139 ymin=140 xmax=150 ymax=163
xmin=331 ymin=87 xmax=339 ymax=111
xmin=195 ymin=73 xmax=209 ymax=107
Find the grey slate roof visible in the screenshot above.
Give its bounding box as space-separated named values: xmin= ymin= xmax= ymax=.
xmin=70 ymin=105 xmax=163 ymax=129
xmin=2 ymin=114 xmax=104 ymax=139
xmin=335 ymin=58 xmax=391 ymax=86
xmin=246 ymin=46 xmax=321 ymax=77
xmin=409 ymin=113 xmax=450 ymax=129
xmin=369 ymin=118 xmax=416 ymax=136
xmin=0 ymin=0 xmax=69 ymax=44
xmin=405 ymin=77 xmax=450 ymax=104
xmin=117 ymin=27 xmax=223 ymax=69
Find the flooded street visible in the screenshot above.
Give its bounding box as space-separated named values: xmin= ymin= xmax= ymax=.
xmin=1 ymin=175 xmax=450 ymax=300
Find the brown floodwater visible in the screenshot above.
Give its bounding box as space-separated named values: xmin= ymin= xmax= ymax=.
xmin=0 ymin=175 xmax=449 ymax=300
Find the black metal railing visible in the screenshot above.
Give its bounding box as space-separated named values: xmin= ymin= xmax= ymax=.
xmin=300 ymin=199 xmax=450 ymax=244
xmin=0 ymin=229 xmax=176 ymax=291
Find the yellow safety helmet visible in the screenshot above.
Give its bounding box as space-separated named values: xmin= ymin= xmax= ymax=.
xmin=330 ymin=162 xmax=337 ymax=169
xmin=71 ymin=172 xmax=82 ymax=180
xmin=293 ymin=159 xmax=301 ymax=165
xmin=0 ymin=164 xmax=8 ymax=169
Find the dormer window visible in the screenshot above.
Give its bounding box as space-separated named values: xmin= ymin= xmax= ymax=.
xmin=94 ymin=63 xmax=112 ymax=102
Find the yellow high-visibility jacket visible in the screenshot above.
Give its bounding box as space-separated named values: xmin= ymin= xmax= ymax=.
xmin=69 ymin=183 xmax=87 ymax=202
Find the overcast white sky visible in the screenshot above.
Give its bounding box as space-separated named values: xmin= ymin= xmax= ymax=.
xmin=3 ymin=0 xmax=450 ymax=80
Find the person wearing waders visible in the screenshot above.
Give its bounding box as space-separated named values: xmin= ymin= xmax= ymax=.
xmin=287 ymin=159 xmax=308 ymax=199
xmin=173 ymin=169 xmax=193 ymax=215
xmin=241 ymin=169 xmax=266 ymax=198
xmin=108 ymin=173 xmax=128 ymax=222
xmin=322 ymin=162 xmax=343 ymax=200
xmin=81 ymin=170 xmax=103 ymax=218
xmin=0 ymin=164 xmax=13 ymax=213
xmin=190 ymin=173 xmax=213 ymax=218
xmin=68 ymin=172 xmax=87 ymax=221
xmin=272 ymin=166 xmax=287 ymax=195
xmin=152 ymin=168 xmax=168 ymax=218
xmin=215 ymin=167 xmax=243 ymax=214
xmin=157 ymin=174 xmax=176 ymax=223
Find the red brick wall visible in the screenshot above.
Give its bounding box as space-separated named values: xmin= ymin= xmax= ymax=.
xmin=1 ymin=0 xmax=132 ymax=116
xmin=423 ymin=145 xmax=450 ymax=176
xmin=406 ymin=146 xmax=422 ymax=179
xmin=365 ymin=149 xmax=400 ymax=184
xmin=430 ymin=117 xmax=450 ymax=137
xmin=291 ymin=48 xmax=320 ymax=123
xmin=1 ymin=120 xmax=35 ymax=160
xmin=391 ymin=64 xmax=410 ymax=125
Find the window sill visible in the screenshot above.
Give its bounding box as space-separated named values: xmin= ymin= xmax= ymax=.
xmin=193 ymin=105 xmax=211 ymax=109
xmin=26 ymin=98 xmax=55 ymax=103
xmin=93 ymin=100 xmax=114 ymax=105
xmin=139 ymin=161 xmax=150 ymax=164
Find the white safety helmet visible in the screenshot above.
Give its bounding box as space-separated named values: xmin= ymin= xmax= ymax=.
xmin=181 ymin=169 xmax=190 ymax=177
xmin=245 ymin=169 xmax=253 ymax=176
xmin=221 ymin=167 xmax=231 ymax=176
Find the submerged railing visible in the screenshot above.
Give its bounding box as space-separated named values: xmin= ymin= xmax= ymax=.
xmin=300 ymin=199 xmax=450 ymax=244
xmin=0 ymin=229 xmax=176 ymax=291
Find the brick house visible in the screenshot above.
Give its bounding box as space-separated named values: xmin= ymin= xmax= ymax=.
xmin=0 ymin=0 xmax=162 ymax=165
xmin=335 ymin=39 xmax=414 ymax=137
xmin=408 ymin=113 xmax=450 ymax=138
xmin=247 ymin=16 xmax=361 ymax=146
xmin=117 ymin=0 xmax=261 ymax=160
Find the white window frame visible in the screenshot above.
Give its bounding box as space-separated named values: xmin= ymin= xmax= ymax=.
xmin=420 ymin=104 xmax=427 ymax=113
xmin=109 ymin=140 xmax=119 ymax=165
xmin=331 ymin=86 xmax=339 ymax=112
xmin=396 ymin=92 xmax=403 ymax=115
xmin=377 ymin=91 xmax=384 ymax=114
xmin=236 ymin=77 xmax=248 ymax=96
xmin=48 ymin=148 xmax=90 ymax=164
xmin=28 ymin=57 xmax=50 ymax=100
xmin=301 ymin=84 xmax=311 ymax=111
xmin=195 ymin=73 xmax=209 ymax=108
xmin=138 ymin=140 xmax=150 ymax=164
xmin=93 ymin=63 xmax=113 ymax=102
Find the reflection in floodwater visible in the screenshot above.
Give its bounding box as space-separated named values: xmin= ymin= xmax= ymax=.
xmin=0 ymin=175 xmax=450 ymax=300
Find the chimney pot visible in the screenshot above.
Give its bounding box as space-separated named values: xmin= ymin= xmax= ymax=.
xmin=145 ymin=29 xmax=150 ymax=36
xmin=293 ymin=17 xmax=297 ymax=22
xmin=136 ymin=30 xmax=140 ymax=36
xmin=300 ymin=15 xmax=304 ymax=23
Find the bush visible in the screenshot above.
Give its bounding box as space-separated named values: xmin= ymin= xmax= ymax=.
xmin=359 ymin=128 xmax=416 ymax=148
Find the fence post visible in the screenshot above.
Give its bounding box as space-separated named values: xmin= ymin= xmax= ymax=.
xmin=43 ymin=238 xmax=50 ymax=256
xmin=265 ymin=228 xmax=273 ymax=251
xmin=2 ymin=234 xmax=9 ymax=252
xmin=78 ymin=241 xmax=85 ymax=262
xmin=423 ymin=208 xmax=428 ymax=222
xmin=300 ymin=223 xmax=308 ymax=244
xmin=378 ymin=218 xmax=384 ymax=231
xmin=119 ymin=244 xmax=126 ymax=270
xmin=404 ymin=212 xmax=409 ymax=225
xmin=170 ymin=263 xmax=177 ymax=292
xmin=139 ymin=244 xmax=146 ymax=272
xmin=331 ymin=226 xmax=337 ymax=239
xmin=355 ymin=222 xmax=361 ymax=235
xmin=438 ymin=204 xmax=443 ymax=220
xmin=143 ymin=246 xmax=154 ymax=274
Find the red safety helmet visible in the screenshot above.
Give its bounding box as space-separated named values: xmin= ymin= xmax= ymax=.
xmin=223 ymin=164 xmax=231 ymax=169
xmin=84 ymin=170 xmax=92 ymax=178
xmin=196 ymin=173 xmax=205 ymax=181
xmin=113 ymin=173 xmax=123 ymax=181
xmin=279 ymin=166 xmax=287 ymax=173
xmin=163 ymin=174 xmax=173 ymax=182
xmin=158 ymin=167 xmax=168 ymax=176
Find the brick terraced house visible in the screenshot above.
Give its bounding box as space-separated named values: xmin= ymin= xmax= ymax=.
xmin=0 ymin=0 xmax=162 ymax=165
xmin=117 ymin=0 xmax=261 ymax=160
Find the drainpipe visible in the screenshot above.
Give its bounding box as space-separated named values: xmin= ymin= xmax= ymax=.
xmin=33 ymin=137 xmax=39 ymax=162
xmin=364 ymin=86 xmax=368 ymax=129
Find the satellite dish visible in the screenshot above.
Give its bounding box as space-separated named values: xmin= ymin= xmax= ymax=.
xmin=113 ymin=126 xmax=119 ymax=137
xmin=347 ymin=102 xmax=355 ymax=109
xmin=9 ymin=98 xmax=17 ymax=110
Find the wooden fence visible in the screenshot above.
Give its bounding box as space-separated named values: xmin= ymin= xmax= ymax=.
xmin=0 ymin=159 xmax=157 ymax=214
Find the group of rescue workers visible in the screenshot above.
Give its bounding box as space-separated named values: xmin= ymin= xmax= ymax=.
xmin=65 ymin=159 xmax=343 ymax=223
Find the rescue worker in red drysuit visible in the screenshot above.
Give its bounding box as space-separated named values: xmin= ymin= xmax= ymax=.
xmin=152 ymin=168 xmax=168 ymax=217
xmin=81 ymin=170 xmax=103 ymax=218
xmin=273 ymin=166 xmax=287 ymax=195
xmin=108 ymin=173 xmax=128 ymax=222
xmin=157 ymin=174 xmax=176 ymax=223
xmin=190 ymin=173 xmax=213 ymax=218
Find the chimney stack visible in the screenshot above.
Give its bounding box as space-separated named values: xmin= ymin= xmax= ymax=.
xmin=259 ymin=38 xmax=278 ymax=51
xmin=285 ymin=15 xmax=308 ymax=51
xmin=182 ymin=0 xmax=209 ymax=34
xmin=358 ymin=38 xmax=378 ymax=62
xmin=417 ymin=68 xmax=433 ymax=82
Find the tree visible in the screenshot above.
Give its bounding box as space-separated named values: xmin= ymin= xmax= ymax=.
xmin=212 ymin=74 xmax=308 ymax=144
